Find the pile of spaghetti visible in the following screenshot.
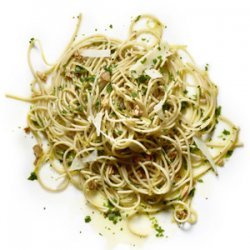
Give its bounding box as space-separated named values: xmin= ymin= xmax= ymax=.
xmin=9 ymin=14 xmax=240 ymax=229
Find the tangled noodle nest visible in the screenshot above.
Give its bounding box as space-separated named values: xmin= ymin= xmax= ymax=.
xmin=8 ymin=14 xmax=240 ymax=231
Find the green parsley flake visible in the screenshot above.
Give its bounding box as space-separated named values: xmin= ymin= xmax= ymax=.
xmin=103 ymin=201 xmax=122 ymax=224
xmin=106 ymin=210 xmax=121 ymax=224
xmin=84 ymin=215 xmax=91 ymax=223
xmin=135 ymin=15 xmax=141 ymax=22
xmin=141 ymin=58 xmax=147 ymax=64
xmin=215 ymin=106 xmax=221 ymax=117
xmin=104 ymin=65 xmax=112 ymax=74
xmin=205 ymin=63 xmax=209 ymax=71
xmin=29 ymin=38 xmax=35 ymax=44
xmin=136 ymin=75 xmax=150 ymax=84
xmin=162 ymin=102 xmax=169 ymax=111
xmin=116 ymin=130 xmax=123 ymax=136
xmin=150 ymin=217 xmax=164 ymax=237
xmin=75 ymin=65 xmax=86 ymax=74
xmin=131 ymin=92 xmax=137 ymax=98
xmin=188 ymin=188 xmax=196 ymax=198
xmin=222 ymin=129 xmax=230 ymax=136
xmin=181 ymin=101 xmax=188 ymax=110
xmin=77 ymin=105 xmax=83 ymax=112
xmin=225 ymin=150 xmax=234 ymax=158
xmin=109 ymin=24 xmax=113 ymax=29
xmin=28 ymin=171 xmax=37 ymax=181
xmin=80 ymin=75 xmax=95 ymax=83
xmin=106 ymin=83 xmax=113 ymax=93
xmin=95 ymin=100 xmax=100 ymax=108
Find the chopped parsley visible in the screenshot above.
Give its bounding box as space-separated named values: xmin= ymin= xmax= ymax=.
xmin=162 ymin=102 xmax=169 ymax=111
xmin=106 ymin=83 xmax=113 ymax=93
xmin=150 ymin=217 xmax=164 ymax=237
xmin=115 ymin=130 xmax=123 ymax=136
xmin=29 ymin=37 xmax=35 ymax=44
xmin=141 ymin=87 xmax=147 ymax=96
xmin=215 ymin=106 xmax=221 ymax=117
xmin=135 ymin=15 xmax=141 ymax=22
xmin=188 ymin=188 xmax=196 ymax=198
xmin=104 ymin=65 xmax=112 ymax=74
xmin=28 ymin=171 xmax=37 ymax=181
xmin=160 ymin=67 xmax=164 ymax=74
xmin=136 ymin=75 xmax=150 ymax=84
xmin=87 ymin=76 xmax=96 ymax=82
xmin=197 ymin=179 xmax=203 ymax=183
xmin=181 ymin=101 xmax=188 ymax=110
xmin=84 ymin=215 xmax=91 ymax=223
xmin=104 ymin=201 xmax=122 ymax=224
xmin=106 ymin=210 xmax=121 ymax=224
xmin=105 ymin=200 xmax=114 ymax=210
xmin=141 ymin=58 xmax=147 ymax=64
xmin=95 ymin=100 xmax=100 ymax=108
xmin=77 ymin=105 xmax=83 ymax=112
xmin=183 ymin=89 xmax=188 ymax=95
xmin=222 ymin=129 xmax=230 ymax=136
xmin=152 ymin=58 xmax=157 ymax=65
xmin=155 ymin=225 xmax=164 ymax=237
xmin=131 ymin=92 xmax=137 ymax=98
xmin=205 ymin=63 xmax=209 ymax=71
xmin=109 ymin=24 xmax=113 ymax=29
xmin=75 ymin=65 xmax=86 ymax=74
xmin=157 ymin=55 xmax=163 ymax=64
xmin=225 ymin=150 xmax=234 ymax=158
xmin=80 ymin=75 xmax=95 ymax=83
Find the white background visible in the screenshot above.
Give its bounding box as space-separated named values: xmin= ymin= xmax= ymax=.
xmin=1 ymin=0 xmax=250 ymax=249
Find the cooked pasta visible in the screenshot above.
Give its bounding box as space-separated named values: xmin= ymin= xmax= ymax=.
xmin=7 ymin=14 xmax=240 ymax=234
